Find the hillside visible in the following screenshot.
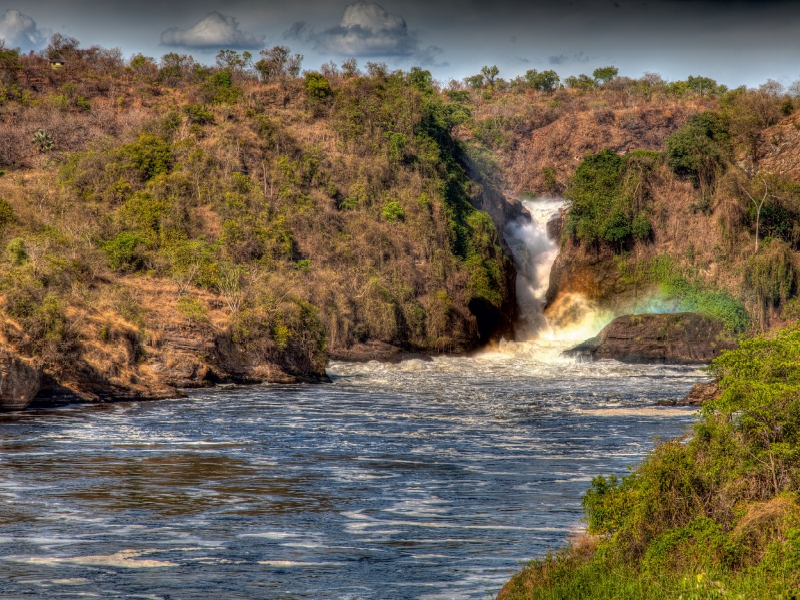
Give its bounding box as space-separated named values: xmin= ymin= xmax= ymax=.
xmin=1 ymin=38 xmax=800 ymax=407
xmin=458 ymin=73 xmax=800 ymax=335
xmin=0 ymin=39 xmax=519 ymax=404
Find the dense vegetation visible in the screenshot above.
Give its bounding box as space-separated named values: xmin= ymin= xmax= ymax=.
xmin=1 ymin=32 xmax=799 ymax=389
xmin=555 ymin=89 xmax=800 ymax=333
xmin=0 ymin=37 xmax=514 ymax=388
xmin=499 ymin=323 xmax=800 ymax=599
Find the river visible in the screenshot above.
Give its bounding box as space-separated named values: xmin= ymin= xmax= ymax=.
xmin=0 ymin=199 xmax=706 ymax=599
xmin=0 ymin=343 xmax=703 ymax=599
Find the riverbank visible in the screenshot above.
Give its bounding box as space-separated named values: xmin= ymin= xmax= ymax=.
xmin=498 ymin=323 xmax=800 ymax=599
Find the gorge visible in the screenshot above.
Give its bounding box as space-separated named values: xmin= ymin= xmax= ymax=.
xmin=2 ymin=38 xmax=800 ymax=599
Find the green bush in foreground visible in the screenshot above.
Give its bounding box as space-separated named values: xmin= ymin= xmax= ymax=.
xmin=500 ymin=324 xmax=800 ymax=599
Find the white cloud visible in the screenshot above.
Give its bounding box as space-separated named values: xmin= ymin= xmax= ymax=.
xmin=0 ymin=9 xmax=51 ymax=51
xmin=160 ymin=12 xmax=264 ymax=49
xmin=315 ymin=2 xmax=417 ymax=56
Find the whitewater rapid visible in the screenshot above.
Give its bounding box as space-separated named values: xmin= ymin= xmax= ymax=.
xmin=0 ymin=196 xmax=708 ymax=599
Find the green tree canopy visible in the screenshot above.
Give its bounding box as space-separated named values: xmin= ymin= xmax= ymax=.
xmin=593 ymin=65 xmax=619 ymax=84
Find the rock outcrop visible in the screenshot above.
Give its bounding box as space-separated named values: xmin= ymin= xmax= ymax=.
xmin=680 ymin=382 xmax=720 ymax=406
xmin=546 ymin=238 xmax=660 ymax=318
xmin=566 ymin=312 xmax=737 ymax=364
xmin=0 ymin=353 xmax=43 ymax=411
xmin=17 ymin=279 xmax=331 ymax=409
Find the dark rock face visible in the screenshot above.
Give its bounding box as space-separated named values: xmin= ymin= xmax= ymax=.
xmin=546 ymin=239 xmax=655 ymax=316
xmin=462 ymin=159 xmax=530 ymax=342
xmin=566 ymin=313 xmax=737 ymax=364
xmin=546 ymin=212 xmax=564 ymax=241
xmin=0 ymin=353 xmax=43 ymax=411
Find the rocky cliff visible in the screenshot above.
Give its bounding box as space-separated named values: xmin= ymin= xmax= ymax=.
xmin=565 ymin=312 xmax=737 ymax=364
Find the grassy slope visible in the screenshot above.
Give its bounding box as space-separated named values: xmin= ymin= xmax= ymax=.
xmin=0 ymin=48 xmax=514 ymax=394
xmin=499 ymin=324 xmax=800 ymax=599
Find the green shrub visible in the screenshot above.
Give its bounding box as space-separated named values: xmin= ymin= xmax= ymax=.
xmin=381 ymin=200 xmax=405 ymax=222
xmin=182 ymin=102 xmax=214 ymax=125
xmin=525 ymin=69 xmax=561 ymax=92
xmin=665 ymin=111 xmax=730 ymax=189
xmin=542 ymin=166 xmax=558 ymax=193
xmin=124 ymin=134 xmax=173 ymax=181
xmin=102 ymin=231 xmax=149 ymax=272
xmin=304 ymin=71 xmax=332 ymax=100
xmin=177 ymin=296 xmax=208 ymax=323
xmin=746 ymin=239 xmax=798 ymax=327
xmin=203 ymin=70 xmax=242 ymax=104
xmin=0 ymin=198 xmax=14 ymax=227
xmin=662 ymin=275 xmax=749 ymax=333
xmin=565 ymin=149 xmax=655 ymax=247
xmin=6 ymin=237 xmax=27 ymax=264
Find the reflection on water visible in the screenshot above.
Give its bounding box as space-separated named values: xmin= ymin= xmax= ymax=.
xmin=0 ymin=342 xmax=705 ymax=599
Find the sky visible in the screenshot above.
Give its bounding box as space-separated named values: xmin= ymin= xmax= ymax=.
xmin=1 ymin=0 xmax=799 ymax=88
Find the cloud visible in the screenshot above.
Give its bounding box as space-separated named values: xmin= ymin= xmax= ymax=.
xmin=0 ymin=9 xmax=51 ymax=50
xmin=414 ymin=45 xmax=448 ymax=67
xmin=549 ymin=52 xmax=592 ymax=65
xmin=284 ymin=21 xmax=312 ymax=41
xmin=160 ymin=12 xmax=264 ymax=49
xmin=315 ymin=2 xmax=417 ymax=56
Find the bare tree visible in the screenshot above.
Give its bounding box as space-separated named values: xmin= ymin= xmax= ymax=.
xmin=739 ymin=176 xmax=771 ymax=252
xmin=219 ymin=264 xmax=245 ymax=313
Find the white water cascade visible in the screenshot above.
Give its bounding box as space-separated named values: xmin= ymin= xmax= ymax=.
xmin=504 ymin=198 xmax=564 ymax=340
xmin=503 ymin=197 xmax=613 ymax=350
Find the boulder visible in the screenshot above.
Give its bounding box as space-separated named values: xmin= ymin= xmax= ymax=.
xmin=0 ymin=353 xmax=43 ymax=411
xmin=680 ymin=382 xmax=720 ymax=406
xmin=565 ymin=312 xmax=737 ymax=364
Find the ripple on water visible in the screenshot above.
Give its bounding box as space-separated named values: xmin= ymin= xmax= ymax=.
xmin=0 ymin=342 xmax=705 ymax=599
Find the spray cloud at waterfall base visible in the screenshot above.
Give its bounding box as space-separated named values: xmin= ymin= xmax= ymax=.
xmin=503 ymin=197 xmax=613 ymax=348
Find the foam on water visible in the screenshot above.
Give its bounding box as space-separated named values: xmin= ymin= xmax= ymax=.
xmin=0 ymin=195 xmax=709 ymax=598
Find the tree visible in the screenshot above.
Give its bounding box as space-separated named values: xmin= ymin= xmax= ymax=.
xmin=480 ymin=65 xmax=499 ymax=86
xmin=687 ymin=75 xmax=718 ymax=97
xmin=665 ymin=111 xmax=730 ymax=190
xmin=159 ymin=53 xmax=196 ymax=86
xmin=255 ymin=46 xmax=303 ymax=82
xmin=215 ymin=49 xmax=252 ymax=74
xmin=341 ymin=57 xmax=358 ymax=78
xmin=524 ymin=69 xmax=560 ymax=92
xmin=739 ymin=176 xmax=772 ymax=252
xmin=304 ymin=71 xmax=332 ymax=100
xmin=593 ymin=66 xmax=618 ymax=84
xmin=45 ymin=33 xmax=80 ymax=60
xmin=0 ymin=42 xmax=20 ymax=72
xmin=564 ymin=74 xmax=594 ymax=90
xmin=465 ymin=74 xmax=484 ymax=90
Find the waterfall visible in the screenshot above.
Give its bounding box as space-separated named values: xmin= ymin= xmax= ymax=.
xmin=504 ymin=197 xmax=564 ymax=340
xmin=504 ymin=197 xmax=613 ymax=347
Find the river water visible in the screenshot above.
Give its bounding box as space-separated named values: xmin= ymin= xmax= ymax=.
xmin=0 ymin=343 xmax=703 ymax=599
xmin=0 ymin=199 xmax=706 ymax=599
